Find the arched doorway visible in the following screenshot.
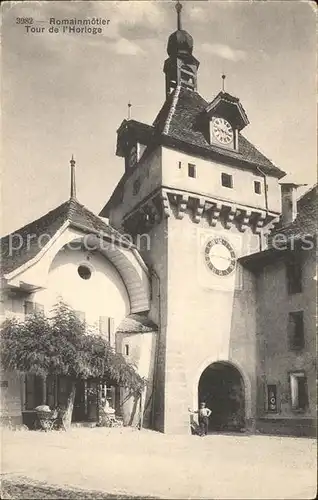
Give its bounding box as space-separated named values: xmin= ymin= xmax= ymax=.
xmin=198 ymin=362 xmax=245 ymax=432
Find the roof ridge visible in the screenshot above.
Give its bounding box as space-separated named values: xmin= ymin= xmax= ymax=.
xmin=163 ymin=86 xmax=182 ymax=135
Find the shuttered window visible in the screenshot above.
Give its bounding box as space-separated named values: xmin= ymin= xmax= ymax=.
xmin=99 ymin=316 xmax=115 ymax=348
xmin=288 ymin=311 xmax=304 ymax=350
xmin=286 ymin=251 xmax=302 ymax=294
xmin=24 ymin=301 xmax=44 ymax=316
xmin=290 ymin=372 xmax=308 ymax=411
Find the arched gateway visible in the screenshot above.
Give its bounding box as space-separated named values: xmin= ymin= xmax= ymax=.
xmin=198 ymin=362 xmax=245 ymax=432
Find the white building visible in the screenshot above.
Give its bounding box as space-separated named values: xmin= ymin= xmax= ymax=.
xmin=1 ymin=3 xmax=316 ymax=436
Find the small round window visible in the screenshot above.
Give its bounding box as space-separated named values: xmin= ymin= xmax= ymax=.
xmin=77 ymin=265 xmax=92 ymax=280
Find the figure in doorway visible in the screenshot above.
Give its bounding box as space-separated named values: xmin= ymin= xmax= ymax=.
xmin=189 ymin=402 xmax=212 ymax=436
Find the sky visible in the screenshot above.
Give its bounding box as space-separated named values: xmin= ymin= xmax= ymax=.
xmin=1 ymin=0 xmax=316 ymax=235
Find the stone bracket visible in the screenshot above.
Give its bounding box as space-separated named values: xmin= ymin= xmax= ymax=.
xmin=176 ymin=194 xmax=189 ymax=220
xmin=254 ymin=211 xmax=267 ymax=234
xmin=239 ymin=209 xmax=252 ymax=232
xmin=209 ymin=202 xmax=222 ymax=227
xmin=161 ymin=190 xmax=171 ymax=218
xmin=224 ymin=204 xmax=237 ymax=229
xmin=193 ymin=198 xmax=205 ymax=223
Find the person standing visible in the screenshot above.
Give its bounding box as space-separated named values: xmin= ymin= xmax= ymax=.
xmin=189 ymin=402 xmax=212 ymax=436
xmin=198 ymin=402 xmax=212 ymax=436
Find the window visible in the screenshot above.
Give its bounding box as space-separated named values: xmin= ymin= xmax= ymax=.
xmin=188 ymin=163 xmax=196 ymax=178
xmin=290 ymin=372 xmax=308 ymax=411
xmin=133 ymin=178 xmax=141 ymax=195
xmin=286 ymin=251 xmax=302 ymax=294
xmin=221 ymin=173 xmax=233 ymax=188
xmin=288 ymin=311 xmax=304 ymax=350
xmin=77 ymin=265 xmax=92 ymax=280
xmin=254 ymin=180 xmax=262 ymax=194
xmin=99 ymin=316 xmax=115 ymax=347
xmin=124 ymin=344 xmax=129 ymax=356
xmin=24 ymin=301 xmax=44 ymax=316
xmin=178 ymin=161 xmax=182 ymax=169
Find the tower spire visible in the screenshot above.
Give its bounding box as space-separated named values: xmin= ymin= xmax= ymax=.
xmin=176 ymin=1 xmax=182 ymax=30
xmin=70 ymin=155 xmax=76 ymax=199
xmin=164 ymin=1 xmax=199 ymax=97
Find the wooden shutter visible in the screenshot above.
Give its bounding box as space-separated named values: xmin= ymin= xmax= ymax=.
xmin=288 ymin=311 xmax=304 ymax=350
xmin=24 ymin=301 xmax=44 ymax=316
xmin=24 ymin=301 xmax=35 ymax=316
xmin=99 ymin=316 xmax=109 ymax=338
xmin=108 ymin=317 xmax=115 ymax=348
xmin=34 ymin=303 xmax=44 ymax=313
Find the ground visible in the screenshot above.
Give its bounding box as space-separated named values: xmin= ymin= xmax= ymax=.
xmin=1 ymin=427 xmax=317 ymax=499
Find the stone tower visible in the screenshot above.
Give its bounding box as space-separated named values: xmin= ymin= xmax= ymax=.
xmin=100 ymin=2 xmax=285 ymax=434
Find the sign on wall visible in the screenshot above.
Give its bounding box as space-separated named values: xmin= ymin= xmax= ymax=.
xmin=267 ymin=384 xmax=278 ymax=412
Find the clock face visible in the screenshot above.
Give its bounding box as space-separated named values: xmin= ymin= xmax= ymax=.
xmin=128 ymin=146 xmax=137 ymax=168
xmin=204 ymin=237 xmax=236 ymax=276
xmin=212 ymin=117 xmax=233 ymax=145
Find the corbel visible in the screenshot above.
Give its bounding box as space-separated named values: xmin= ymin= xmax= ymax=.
xmin=193 ymin=197 xmax=205 ymax=223
xmin=176 ymin=194 xmax=189 ymax=220
xmin=224 ymin=204 xmax=237 ymax=229
xmin=209 ymin=202 xmax=222 ymax=227
xmin=239 ymin=209 xmax=252 ymax=232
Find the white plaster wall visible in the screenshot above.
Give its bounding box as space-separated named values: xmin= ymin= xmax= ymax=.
xmin=164 ymin=214 xmax=257 ymax=426
xmin=31 ymin=247 xmax=130 ymax=330
xmin=110 ymin=148 xmax=162 ymax=226
xmin=117 ymin=331 xmax=157 ymax=427
xmin=161 ymin=147 xmax=281 ymax=214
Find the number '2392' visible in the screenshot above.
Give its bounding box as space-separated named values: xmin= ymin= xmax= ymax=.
xmin=16 ymin=18 xmax=34 ymax=24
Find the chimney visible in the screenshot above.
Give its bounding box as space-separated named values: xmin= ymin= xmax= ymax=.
xmin=280 ymin=182 xmax=298 ymax=225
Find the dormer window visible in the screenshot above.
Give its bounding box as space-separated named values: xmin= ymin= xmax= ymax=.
xmin=205 ymin=92 xmax=249 ymax=152
xmin=210 ymin=117 xmax=236 ymax=150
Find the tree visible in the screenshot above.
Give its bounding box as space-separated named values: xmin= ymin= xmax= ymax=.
xmin=0 ymin=301 xmax=146 ymax=428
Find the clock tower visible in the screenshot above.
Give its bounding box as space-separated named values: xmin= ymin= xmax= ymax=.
xmin=100 ymin=2 xmax=285 ymax=434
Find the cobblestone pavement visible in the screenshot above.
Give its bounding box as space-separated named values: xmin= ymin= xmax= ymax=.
xmin=1 ymin=427 xmax=316 ymax=499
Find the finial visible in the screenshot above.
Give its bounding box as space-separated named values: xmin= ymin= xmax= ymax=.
xmin=222 ymin=74 xmax=226 ymax=92
xmin=128 ymin=101 xmax=132 ymax=120
xmin=176 ymin=1 xmax=182 ymax=30
xmin=70 ymin=155 xmax=76 ymax=199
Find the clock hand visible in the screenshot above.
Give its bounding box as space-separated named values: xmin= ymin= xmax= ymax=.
xmin=209 ymin=253 xmax=233 ymax=262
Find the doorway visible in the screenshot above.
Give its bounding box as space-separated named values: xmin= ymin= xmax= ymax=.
xmin=72 ymin=379 xmax=99 ymax=422
xmin=198 ymin=362 xmax=245 ymax=432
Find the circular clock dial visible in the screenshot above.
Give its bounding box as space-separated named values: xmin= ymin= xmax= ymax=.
xmin=212 ymin=118 xmax=233 ymax=145
xmin=204 ymin=237 xmax=236 ymax=276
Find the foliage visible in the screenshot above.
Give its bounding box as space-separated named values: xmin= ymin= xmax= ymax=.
xmin=0 ymin=301 xmax=146 ymax=394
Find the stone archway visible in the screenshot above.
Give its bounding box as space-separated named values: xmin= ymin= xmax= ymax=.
xmin=198 ymin=361 xmax=245 ymax=432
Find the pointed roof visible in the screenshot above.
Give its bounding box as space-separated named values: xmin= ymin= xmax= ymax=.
xmin=269 ymin=183 xmax=317 ymax=241
xmin=153 ymin=87 xmax=285 ymax=177
xmin=1 ymin=198 xmax=128 ymax=276
xmin=239 ymin=184 xmax=317 ymax=269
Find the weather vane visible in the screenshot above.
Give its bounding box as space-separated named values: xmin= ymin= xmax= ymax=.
xmin=175 ymin=1 xmax=182 ymax=30
xmin=128 ymin=101 xmax=132 ymax=120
